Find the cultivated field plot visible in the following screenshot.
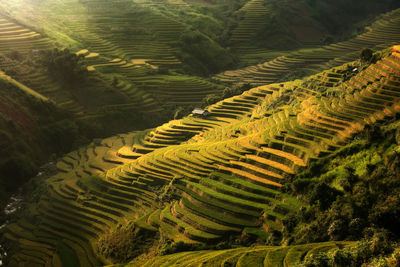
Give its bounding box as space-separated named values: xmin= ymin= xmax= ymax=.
xmin=0 ymin=16 xmax=52 ymax=53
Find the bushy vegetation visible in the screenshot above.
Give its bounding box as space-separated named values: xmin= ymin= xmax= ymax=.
xmin=299 ymin=237 xmax=399 ymax=267
xmin=201 ymin=83 xmax=252 ymax=107
xmin=42 ymin=48 xmax=87 ymax=87
xmin=98 ymin=222 xmax=157 ymax=263
xmin=282 ymin=119 xmax=400 ymax=264
xmin=160 ymin=232 xmax=259 ymax=256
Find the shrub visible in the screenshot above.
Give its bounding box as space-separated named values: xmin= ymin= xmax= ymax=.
xmin=301 ymin=252 xmax=330 ymax=267
xmin=202 ymin=93 xmax=222 ymax=107
xmin=161 ymin=240 xmax=207 ymax=255
xmin=331 ymin=249 xmax=353 ymax=266
xmin=98 ymin=223 xmax=157 ymax=263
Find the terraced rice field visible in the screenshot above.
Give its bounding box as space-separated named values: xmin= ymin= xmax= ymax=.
xmin=57 ymin=0 xmax=185 ymax=68
xmin=215 ymin=8 xmax=400 ymax=86
xmin=228 ymin=0 xmax=281 ymax=63
xmin=0 ymin=0 xmax=224 ymax=116
xmin=0 ymin=16 xmax=52 ymax=53
xmin=0 ymin=13 xmax=89 ymax=115
xmin=128 ymin=241 xmax=355 ymax=266
xmin=74 ymin=1 xmax=184 ymax=65
xmin=0 ymin=17 xmax=85 ymax=112
xmin=4 ymin=46 xmax=400 ymax=266
xmin=3 ymin=0 xmax=400 ymax=119
xmin=64 ymin=0 xmax=224 ymax=112
xmin=230 ymin=0 xmax=270 ymax=43
xmin=3 ymin=131 xmax=143 ymax=266
xmin=82 ymin=50 xmax=224 ymax=108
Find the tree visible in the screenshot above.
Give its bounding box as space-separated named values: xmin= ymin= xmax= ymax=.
xmin=202 ymin=93 xmax=222 ymax=107
xmin=43 ymin=48 xmax=88 ymax=87
xmin=360 ymin=48 xmax=374 ymax=62
xmin=309 ymin=182 xmax=342 ymax=210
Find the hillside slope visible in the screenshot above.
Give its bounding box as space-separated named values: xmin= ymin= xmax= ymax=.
xmin=215 ymin=7 xmax=400 ymax=86
xmin=2 ymin=1 xmax=400 ymax=266
xmin=2 ymin=45 xmax=400 ymax=266
xmin=0 ymin=74 xmax=67 ymax=208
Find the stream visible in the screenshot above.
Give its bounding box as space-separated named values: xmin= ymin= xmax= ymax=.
xmin=0 ymin=189 xmax=23 ymax=266
xmin=0 ymin=177 xmax=33 ymax=266
xmin=0 ymin=165 xmax=52 ymax=266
